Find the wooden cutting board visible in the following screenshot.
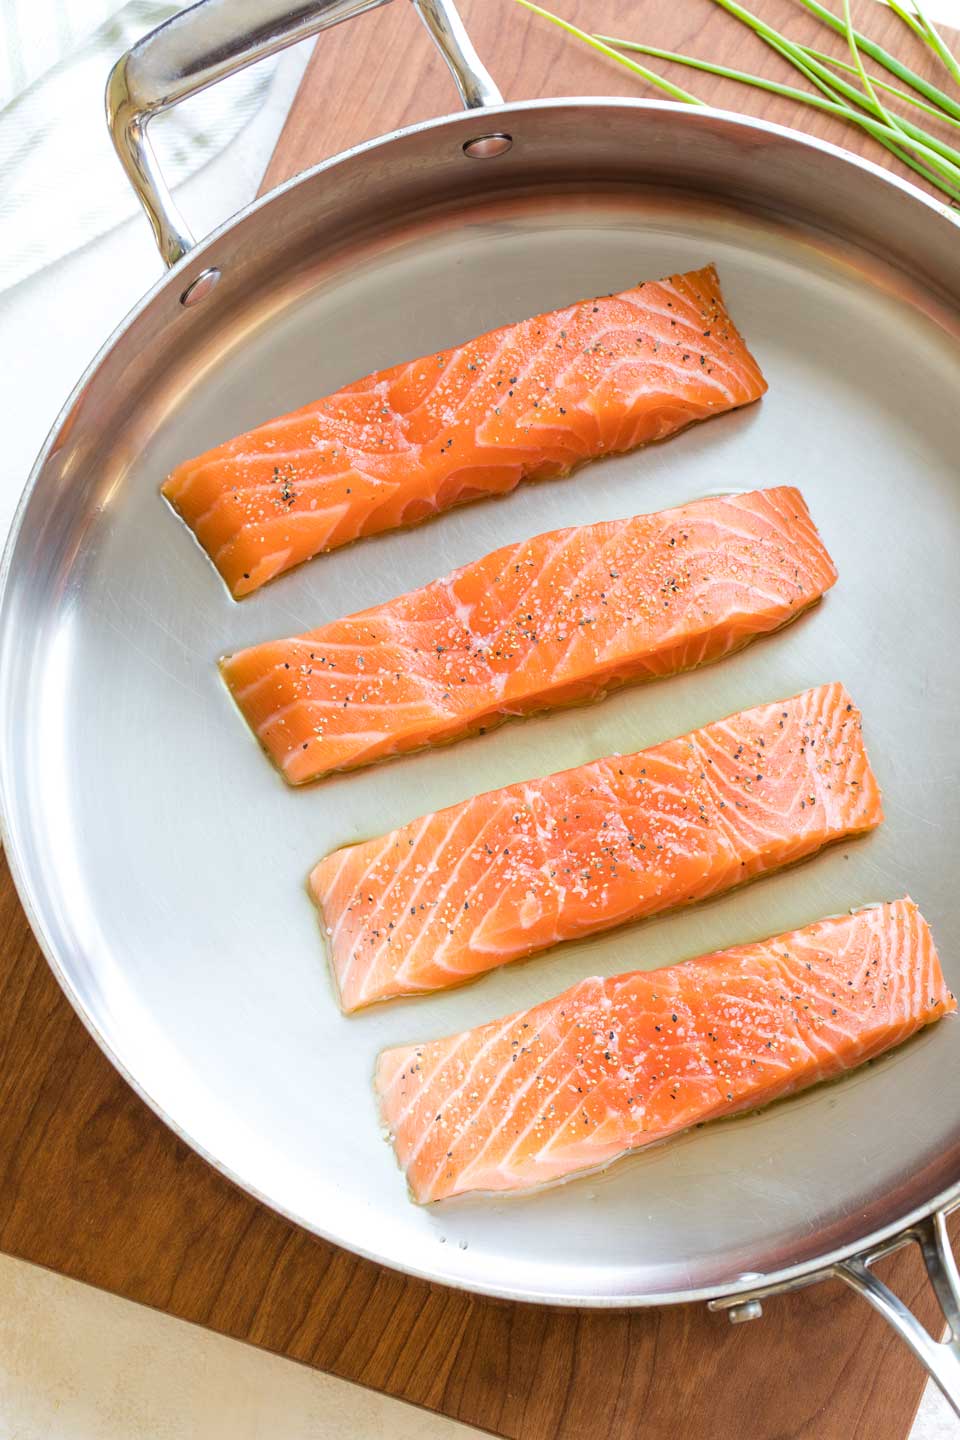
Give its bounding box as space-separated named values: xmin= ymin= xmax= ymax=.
xmin=2 ymin=3 xmax=958 ymax=1437
xmin=263 ymin=0 xmax=960 ymax=199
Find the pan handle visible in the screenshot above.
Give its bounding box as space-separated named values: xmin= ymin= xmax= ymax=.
xmin=710 ymin=1204 xmax=960 ymax=1417
xmin=105 ymin=0 xmax=503 ymax=271
xmin=835 ymin=1211 xmax=960 ymax=1414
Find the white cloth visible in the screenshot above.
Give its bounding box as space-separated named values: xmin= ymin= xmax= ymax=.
xmin=0 ymin=0 xmax=281 ymax=293
xmin=2 ymin=0 xmax=121 ymax=99
xmin=0 ymin=7 xmax=312 ymax=547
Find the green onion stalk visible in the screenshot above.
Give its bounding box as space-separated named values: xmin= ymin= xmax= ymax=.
xmin=517 ymin=0 xmax=960 ymax=208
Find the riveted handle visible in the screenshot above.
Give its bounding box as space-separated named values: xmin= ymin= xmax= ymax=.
xmin=105 ymin=0 xmax=503 ymax=269
xmin=836 ymin=1210 xmax=960 ymax=1415
xmin=709 ymin=1203 xmax=960 ymax=1417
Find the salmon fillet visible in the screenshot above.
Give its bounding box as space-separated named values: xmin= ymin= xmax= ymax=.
xmin=312 ymin=683 xmax=883 ymax=1012
xmin=222 ymin=486 xmax=837 ymax=786
xmin=376 ymin=899 xmax=953 ymax=1202
xmin=163 ymin=264 xmax=766 ymax=597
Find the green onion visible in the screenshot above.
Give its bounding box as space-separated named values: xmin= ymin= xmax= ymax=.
xmin=705 ymin=0 xmax=960 ymax=188
xmin=800 ymin=46 xmax=960 ymax=132
xmin=610 ymin=0 xmax=960 ymax=191
xmin=521 ymin=0 xmax=960 ymax=206
xmin=595 ymin=32 xmax=960 ymax=200
xmin=622 ymin=0 xmax=960 ymax=196
xmin=841 ymin=0 xmax=892 ymax=122
xmin=752 ymin=26 xmax=960 ymax=172
xmin=791 ymin=0 xmax=960 ymax=120
xmin=514 ymin=2 xmax=702 ymax=104
xmin=887 ymin=0 xmax=930 ymax=44
xmin=906 ymin=0 xmax=960 ymax=89
xmin=834 ymin=0 xmax=960 ymax=189
xmin=764 ymin=27 xmax=960 ymax=170
xmin=595 ymin=36 xmax=846 ymax=102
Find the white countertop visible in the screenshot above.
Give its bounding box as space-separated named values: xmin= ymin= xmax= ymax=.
xmin=0 ymin=1252 xmax=477 ymax=1439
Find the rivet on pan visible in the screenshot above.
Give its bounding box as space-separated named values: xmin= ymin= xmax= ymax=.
xmin=726 ymin=1299 xmax=763 ymax=1324
xmin=463 ymin=133 xmax=513 ymax=159
xmin=180 ymin=267 xmax=222 ymax=307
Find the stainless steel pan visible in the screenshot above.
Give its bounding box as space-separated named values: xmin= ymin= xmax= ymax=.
xmin=3 ymin=0 xmax=960 ymax=1408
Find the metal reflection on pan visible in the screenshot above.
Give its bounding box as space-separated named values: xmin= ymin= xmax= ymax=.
xmin=1 ymin=0 xmax=959 ymax=1410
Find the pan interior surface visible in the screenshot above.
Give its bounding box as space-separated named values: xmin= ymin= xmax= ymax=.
xmin=3 ymin=174 xmax=959 ymax=1304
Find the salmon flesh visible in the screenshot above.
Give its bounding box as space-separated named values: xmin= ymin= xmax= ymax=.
xmin=312 ymin=683 xmax=882 ymax=1012
xmin=222 ymin=486 xmax=837 ymax=785
xmin=376 ymin=899 xmax=952 ymax=1201
xmin=163 ymin=264 xmax=766 ymax=596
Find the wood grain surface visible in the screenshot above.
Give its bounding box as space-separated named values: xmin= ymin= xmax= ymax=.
xmin=0 ymin=853 xmax=956 ymax=1439
xmin=4 ymin=2 xmax=959 ymax=1437
xmin=263 ymin=0 xmax=960 ymax=200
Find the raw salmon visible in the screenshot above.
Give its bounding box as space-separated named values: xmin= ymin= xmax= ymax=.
xmin=312 ymin=683 xmax=882 ymax=1012
xmin=163 ymin=264 xmax=766 ymax=597
xmin=222 ymin=486 xmax=837 ymax=786
xmin=376 ymin=899 xmax=953 ymax=1202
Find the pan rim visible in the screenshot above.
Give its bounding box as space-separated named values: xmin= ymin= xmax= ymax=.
xmin=1 ymin=94 xmax=958 ymax=1308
